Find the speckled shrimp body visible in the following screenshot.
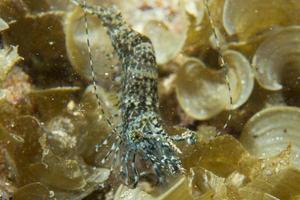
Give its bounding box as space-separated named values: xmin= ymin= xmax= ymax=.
xmin=72 ymin=0 xmax=196 ymax=188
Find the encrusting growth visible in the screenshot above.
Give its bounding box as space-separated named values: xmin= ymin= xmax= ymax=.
xmin=72 ymin=0 xmax=197 ymax=188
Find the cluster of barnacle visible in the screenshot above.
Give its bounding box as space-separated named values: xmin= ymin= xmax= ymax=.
xmin=1 ymin=0 xmax=300 ymax=199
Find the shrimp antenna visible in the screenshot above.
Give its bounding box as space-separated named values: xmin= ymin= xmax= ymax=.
xmin=204 ymin=0 xmax=233 ymax=132
xmin=81 ymin=0 xmax=119 ymax=135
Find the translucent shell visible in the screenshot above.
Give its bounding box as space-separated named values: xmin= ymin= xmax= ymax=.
xmin=175 ymin=50 xmax=253 ymax=120
xmin=143 ymin=19 xmax=188 ymax=65
xmin=65 ymin=7 xmax=118 ymax=82
xmin=223 ymin=0 xmax=300 ymax=40
xmin=223 ymin=50 xmax=254 ymax=110
xmin=175 ymin=58 xmax=229 ymax=120
xmin=240 ymin=106 xmax=300 ymax=168
xmin=252 ymin=26 xmax=300 ymax=90
xmin=184 ymin=0 xmax=224 ymax=56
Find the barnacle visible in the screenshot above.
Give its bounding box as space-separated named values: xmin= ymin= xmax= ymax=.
xmin=65 ymin=6 xmax=119 ymax=83
xmin=252 ymin=26 xmax=300 ymax=91
xmin=223 ymin=50 xmax=254 ymax=110
xmin=175 ymin=57 xmax=229 ymax=120
xmin=240 ymin=106 xmax=300 ymax=168
xmin=223 ymin=0 xmax=300 ymax=40
xmin=175 ymin=50 xmax=253 ymax=120
xmin=143 ymin=19 xmax=188 ymax=65
xmin=1 ymin=0 xmax=300 ymax=199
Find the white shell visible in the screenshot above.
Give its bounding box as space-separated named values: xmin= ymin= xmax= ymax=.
xmin=240 ymin=106 xmax=300 ymax=168
xmin=223 ymin=0 xmax=300 ymax=40
xmin=252 ymin=26 xmax=300 ymax=91
xmin=223 ymin=50 xmax=254 ymax=110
